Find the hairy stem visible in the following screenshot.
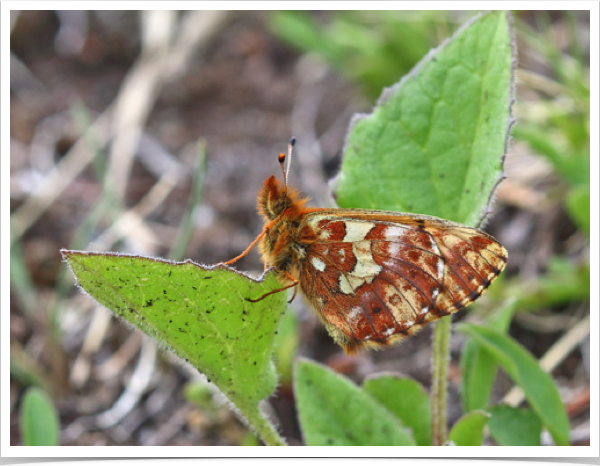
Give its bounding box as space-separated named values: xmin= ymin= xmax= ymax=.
xmin=431 ymin=315 xmax=452 ymax=446
xmin=245 ymin=406 xmax=287 ymax=446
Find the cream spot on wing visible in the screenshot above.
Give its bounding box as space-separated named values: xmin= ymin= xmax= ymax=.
xmin=338 ymin=240 xmax=383 ymax=293
xmin=351 ymin=241 xmax=382 ymax=280
xmin=420 ymin=306 xmax=429 ymax=315
xmin=382 ymin=327 xmax=395 ymax=337
xmin=431 ymin=288 xmax=439 ymax=301
xmin=343 ymin=221 xmax=375 ymax=242
xmin=319 ymin=229 xmax=331 ymax=240
xmin=347 ymin=307 xmax=362 ymax=322
xmin=430 ymin=238 xmax=441 ymax=255
xmin=384 ymin=225 xmax=409 ymax=241
xmin=387 ymin=242 xmax=400 ymax=256
xmin=339 ymin=274 xmax=353 ymax=294
xmin=311 ymin=256 xmax=326 ymax=272
xmin=437 ymin=258 xmax=445 ymax=280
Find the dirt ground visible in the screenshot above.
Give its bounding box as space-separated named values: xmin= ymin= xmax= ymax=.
xmin=9 ymin=10 xmax=591 ymax=446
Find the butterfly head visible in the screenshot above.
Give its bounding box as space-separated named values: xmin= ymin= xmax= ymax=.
xmin=257 ymin=138 xmax=308 ymax=221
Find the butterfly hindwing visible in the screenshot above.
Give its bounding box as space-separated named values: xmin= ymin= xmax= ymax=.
xmin=298 ymin=210 xmax=508 ymax=353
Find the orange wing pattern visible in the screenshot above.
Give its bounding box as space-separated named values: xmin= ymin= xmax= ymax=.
xmin=298 ymin=210 xmax=507 ymax=353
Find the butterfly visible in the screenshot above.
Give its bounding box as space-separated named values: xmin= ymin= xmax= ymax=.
xmin=224 ymin=138 xmax=507 ymax=354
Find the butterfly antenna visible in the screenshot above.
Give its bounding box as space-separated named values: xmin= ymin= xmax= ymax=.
xmin=285 ymin=137 xmax=296 ymax=183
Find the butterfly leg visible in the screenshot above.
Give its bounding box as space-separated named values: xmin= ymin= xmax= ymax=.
xmin=222 ymin=228 xmax=266 ymax=266
xmin=247 ymin=271 xmax=299 ymax=303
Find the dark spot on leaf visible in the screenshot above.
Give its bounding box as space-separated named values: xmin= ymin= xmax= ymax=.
xmin=143 ymin=299 xmax=154 ymax=307
xmin=163 ymin=290 xmax=167 ymax=294
xmin=243 ymin=310 xmax=248 ymax=315
xmin=206 ymin=310 xmax=211 ymax=314
xmin=253 ymin=361 xmax=257 ymax=365
xmin=168 ymin=271 xmax=172 ymax=277
xmin=179 ymin=328 xmax=187 ymax=333
xmin=439 ymin=174 xmax=445 ymax=179
xmin=207 ymin=379 xmax=211 ymax=382
xmin=192 ymin=286 xmax=197 ymax=290
xmin=204 ymin=276 xmax=212 ymax=280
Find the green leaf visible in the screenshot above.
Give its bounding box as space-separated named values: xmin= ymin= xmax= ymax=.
xmin=20 ymin=387 xmax=60 ymax=446
xmin=460 ymin=300 xmax=517 ymax=412
xmin=488 ymin=404 xmax=542 ymax=446
xmin=294 ymin=360 xmax=415 ymax=446
xmin=447 ymin=410 xmax=489 ymax=446
xmin=273 ymin=308 xmax=300 ymax=385
xmin=62 ymin=250 xmax=288 ymax=445
xmin=566 ymin=184 xmax=590 ymax=236
xmin=363 ymin=374 xmax=431 ymax=446
xmin=333 ymin=11 xmax=513 ymax=225
xmin=457 ymin=323 xmax=570 ymax=446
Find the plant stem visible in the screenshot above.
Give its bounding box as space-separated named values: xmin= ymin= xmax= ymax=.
xmin=245 ymin=406 xmax=287 ymax=446
xmin=431 ymin=315 xmax=452 ymax=446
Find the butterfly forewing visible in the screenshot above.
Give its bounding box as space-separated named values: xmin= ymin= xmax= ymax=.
xmin=298 ymin=210 xmax=507 ymax=353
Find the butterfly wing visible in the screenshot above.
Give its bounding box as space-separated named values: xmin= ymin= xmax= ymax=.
xmin=298 ymin=209 xmax=508 ymax=354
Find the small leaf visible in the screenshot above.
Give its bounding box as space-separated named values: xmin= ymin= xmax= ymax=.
xmin=294 ymin=360 xmax=415 ymax=446
xmin=460 ymin=300 xmax=517 ymax=412
xmin=334 ymin=11 xmax=514 ymax=225
xmin=488 ymin=404 xmax=542 ymax=446
xmin=363 ymin=373 xmax=431 ymax=446
xmin=447 ymin=410 xmax=489 ymax=446
xmin=20 ymin=387 xmax=60 ymax=446
xmin=457 ymin=323 xmax=570 ymax=446
xmin=62 ymin=250 xmax=287 ymax=441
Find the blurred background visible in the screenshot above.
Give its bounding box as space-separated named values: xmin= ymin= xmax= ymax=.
xmin=9 ymin=10 xmax=590 ymax=446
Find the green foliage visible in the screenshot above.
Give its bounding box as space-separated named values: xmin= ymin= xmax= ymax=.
xmin=506 ymin=256 xmax=590 ymax=311
xmin=363 ymin=374 xmax=431 ymax=446
xmin=19 ymin=387 xmax=60 ymax=446
xmin=294 ymin=360 xmax=415 ymax=446
xmin=513 ymin=13 xmax=590 ymax=238
xmin=487 ymin=404 xmax=542 ymax=446
xmin=270 ymin=11 xmax=451 ymax=98
xmin=62 ymin=250 xmax=288 ymax=445
xmin=332 ymin=11 xmax=513 ymax=227
xmin=447 ymin=410 xmax=490 ymax=446
xmin=457 ymin=323 xmax=570 ymax=446
xmin=273 ymin=307 xmax=301 ymax=385
xmin=460 ymin=300 xmax=517 ymax=412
